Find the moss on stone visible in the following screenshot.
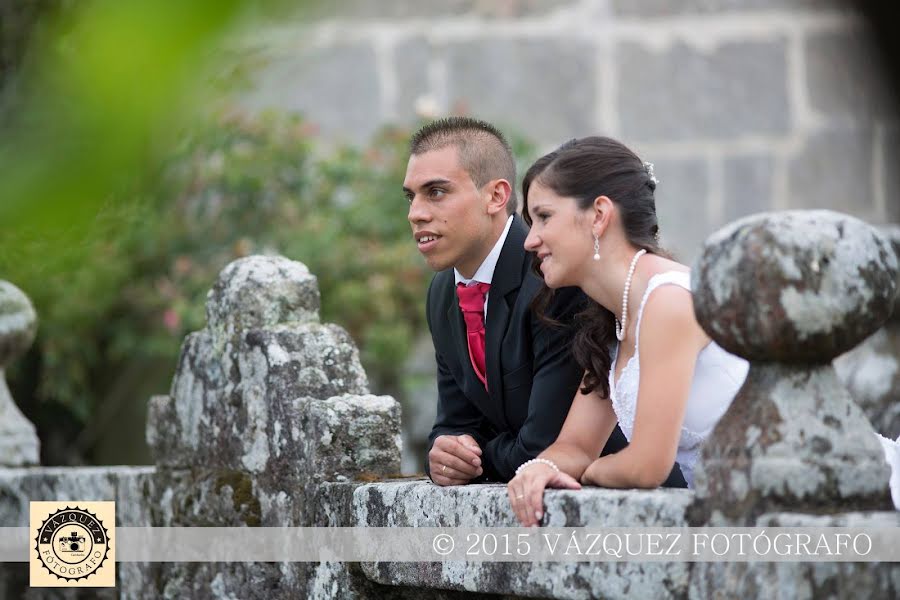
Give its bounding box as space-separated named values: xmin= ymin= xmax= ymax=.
xmin=214 ymin=470 xmax=262 ymax=527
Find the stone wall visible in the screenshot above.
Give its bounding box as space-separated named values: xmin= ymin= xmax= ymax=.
xmin=1 ymin=210 xmax=899 ymax=598
xmin=237 ymin=0 xmax=898 ymax=261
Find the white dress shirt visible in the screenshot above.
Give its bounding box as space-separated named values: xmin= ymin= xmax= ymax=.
xmin=453 ymin=216 xmax=514 ymax=319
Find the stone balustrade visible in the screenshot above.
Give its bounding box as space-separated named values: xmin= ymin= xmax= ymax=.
xmin=1 ymin=210 xmax=898 ymax=599
xmin=688 ymin=209 xmax=899 ymax=598
xmin=691 ymin=210 xmax=896 ymax=524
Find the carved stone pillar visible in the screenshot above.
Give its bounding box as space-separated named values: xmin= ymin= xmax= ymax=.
xmin=146 ymin=255 xmax=402 ymax=597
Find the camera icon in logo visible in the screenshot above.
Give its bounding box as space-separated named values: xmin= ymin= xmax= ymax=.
xmin=57 ymin=530 xmax=87 ymax=553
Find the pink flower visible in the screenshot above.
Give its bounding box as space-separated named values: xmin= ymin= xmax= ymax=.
xmin=163 ymin=309 xmax=180 ymax=333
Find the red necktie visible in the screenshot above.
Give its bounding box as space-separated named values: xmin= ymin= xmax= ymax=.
xmin=456 ymin=282 xmax=490 ymax=388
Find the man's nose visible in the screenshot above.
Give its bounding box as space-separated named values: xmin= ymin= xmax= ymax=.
xmin=407 ymin=196 xmax=430 ymax=223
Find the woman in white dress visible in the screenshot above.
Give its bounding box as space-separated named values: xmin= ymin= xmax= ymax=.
xmin=507 ymin=137 xmax=900 ymax=526
xmin=506 ymin=136 xmax=750 ymax=527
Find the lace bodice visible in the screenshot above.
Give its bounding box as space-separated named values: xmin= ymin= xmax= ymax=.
xmin=608 ymin=271 xmax=749 ymax=488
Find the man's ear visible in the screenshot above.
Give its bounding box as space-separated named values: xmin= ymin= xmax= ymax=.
xmin=592 ymin=195 xmax=615 ymax=237
xmin=485 ymin=179 xmax=512 ymax=215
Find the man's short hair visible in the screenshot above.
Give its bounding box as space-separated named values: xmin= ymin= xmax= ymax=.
xmin=409 ymin=117 xmax=518 ymax=215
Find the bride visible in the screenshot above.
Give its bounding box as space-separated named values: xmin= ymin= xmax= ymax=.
xmin=506 ymin=136 xmax=899 ymax=527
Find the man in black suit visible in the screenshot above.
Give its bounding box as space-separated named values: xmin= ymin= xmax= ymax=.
xmin=402 ymin=117 xmax=612 ymax=485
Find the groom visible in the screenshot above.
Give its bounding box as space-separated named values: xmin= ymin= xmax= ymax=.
xmin=404 ymin=117 xmax=630 ymax=485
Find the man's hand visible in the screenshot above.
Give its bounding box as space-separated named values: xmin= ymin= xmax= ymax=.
xmin=429 ymin=434 xmax=483 ymax=486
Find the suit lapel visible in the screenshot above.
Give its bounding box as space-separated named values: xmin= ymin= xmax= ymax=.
xmin=447 ymin=294 xmax=492 ymax=410
xmin=485 ymin=217 xmax=527 ymax=417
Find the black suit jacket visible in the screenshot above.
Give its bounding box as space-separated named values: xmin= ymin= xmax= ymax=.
xmin=425 ymin=215 xmax=590 ymax=481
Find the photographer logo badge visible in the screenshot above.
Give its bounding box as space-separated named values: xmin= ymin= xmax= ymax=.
xmin=30 ymin=501 xmax=115 ymax=587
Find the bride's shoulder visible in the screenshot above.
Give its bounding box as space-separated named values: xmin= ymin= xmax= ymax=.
xmin=638 ymin=283 xmax=707 ymax=351
xmin=640 ymin=284 xmax=694 ymax=321
xmin=643 ymin=254 xmax=689 ymax=276
xmin=635 ymin=257 xmax=696 ymax=336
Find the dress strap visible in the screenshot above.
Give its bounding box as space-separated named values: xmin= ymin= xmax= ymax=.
xmin=634 ymin=271 xmax=692 ymax=353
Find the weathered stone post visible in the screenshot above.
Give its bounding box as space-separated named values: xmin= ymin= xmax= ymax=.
xmin=690 ymin=210 xmax=898 ymax=525
xmin=0 ymin=281 xmax=40 ymax=466
xmin=688 ymin=211 xmax=900 ymax=600
xmin=145 ymin=255 xmax=401 ymax=597
xmin=835 ymin=224 xmax=900 ymax=439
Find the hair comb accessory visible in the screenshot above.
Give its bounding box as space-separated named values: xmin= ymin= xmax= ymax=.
xmin=643 ymin=161 xmax=659 ymax=187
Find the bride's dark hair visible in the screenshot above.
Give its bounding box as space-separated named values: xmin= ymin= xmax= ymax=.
xmin=522 ymin=136 xmax=669 ymax=397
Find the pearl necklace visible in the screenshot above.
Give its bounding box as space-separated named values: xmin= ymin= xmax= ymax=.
xmin=616 ymin=249 xmax=647 ymax=341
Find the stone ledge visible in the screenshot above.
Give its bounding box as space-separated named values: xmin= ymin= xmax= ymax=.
xmin=349 ymin=480 xmax=693 ymax=527
xmin=0 ymin=466 xmax=157 ymax=527
xmin=363 ymin=561 xmax=690 ymax=600
xmin=348 ymin=481 xmax=693 ymax=599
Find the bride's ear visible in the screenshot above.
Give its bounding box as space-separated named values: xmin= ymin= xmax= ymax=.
xmin=592 ymin=195 xmax=615 ymax=237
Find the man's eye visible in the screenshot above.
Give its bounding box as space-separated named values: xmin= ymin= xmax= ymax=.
xmin=429 ymin=188 xmax=445 ymax=198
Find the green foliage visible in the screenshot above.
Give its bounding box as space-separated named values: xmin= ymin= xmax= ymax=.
xmin=6 ymin=108 xmax=435 ymax=457
xmin=0 ymin=0 xmax=252 ymax=240
xmin=125 ymin=108 xmax=432 ymax=393
xmin=0 ymin=0 xmax=291 ymax=464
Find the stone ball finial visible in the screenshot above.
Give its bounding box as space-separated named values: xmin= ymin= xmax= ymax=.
xmin=206 ymin=255 xmax=320 ymax=335
xmin=0 ymin=280 xmax=40 ymax=466
xmin=878 ymin=224 xmax=900 ymax=321
xmin=0 ymin=280 xmax=37 ymax=366
xmin=692 ymin=210 xmax=898 ymax=363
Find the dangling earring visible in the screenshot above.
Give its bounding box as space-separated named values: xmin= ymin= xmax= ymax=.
xmin=593 ymin=233 xmax=600 ymax=261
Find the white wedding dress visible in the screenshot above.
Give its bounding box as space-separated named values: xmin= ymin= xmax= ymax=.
xmin=607 ymin=271 xmax=749 ymax=488
xmin=877 ymin=434 xmax=900 ymax=510
xmin=607 ymin=270 xmax=900 ymax=509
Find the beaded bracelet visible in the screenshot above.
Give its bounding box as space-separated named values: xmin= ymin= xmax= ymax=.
xmin=515 ymin=458 xmax=560 ymax=476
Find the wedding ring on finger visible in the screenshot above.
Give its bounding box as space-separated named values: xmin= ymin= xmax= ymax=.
xmin=442 ymin=465 xmax=447 ymax=474
xmin=516 ymin=494 xmax=524 ymax=499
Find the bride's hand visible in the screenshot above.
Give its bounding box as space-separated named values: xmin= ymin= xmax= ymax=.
xmin=507 ymin=463 xmax=581 ymax=527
